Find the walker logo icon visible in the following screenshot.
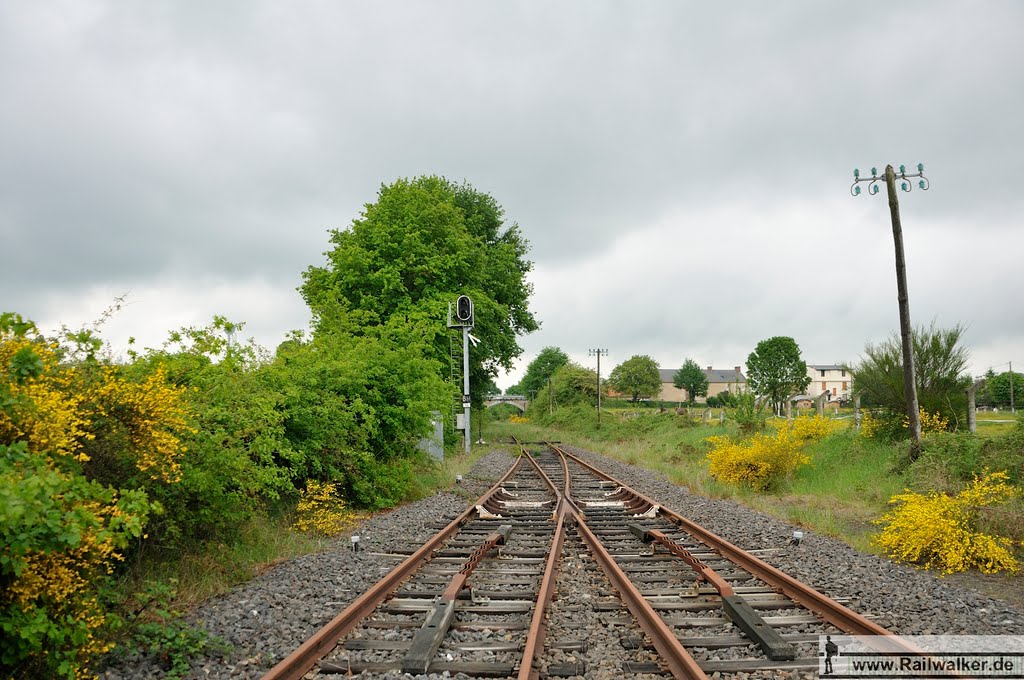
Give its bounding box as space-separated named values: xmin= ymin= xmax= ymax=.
xmin=819 ymin=636 xmax=1024 ymax=679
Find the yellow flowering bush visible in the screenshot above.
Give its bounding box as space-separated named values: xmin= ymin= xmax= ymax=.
xmin=773 ymin=413 xmax=838 ymax=441
xmin=874 ymin=470 xmax=1020 ymax=574
xmin=509 ymin=414 xmax=529 ymax=424
xmin=0 ymin=332 xmax=90 ymax=461
xmin=707 ymin=416 xmax=834 ymax=490
xmin=859 ymin=410 xmax=879 ymax=438
xmin=293 ymin=481 xmax=361 ymax=536
xmin=904 ymin=407 xmax=949 ymax=435
xmin=1 ymin=314 xmax=190 ymax=678
xmin=1 ymin=442 xmax=151 ymax=678
xmin=85 ymin=365 xmax=193 ymax=483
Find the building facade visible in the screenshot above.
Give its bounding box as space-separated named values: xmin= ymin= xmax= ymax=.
xmin=805 ymin=364 xmax=851 ymax=402
xmin=657 ymin=366 xmax=747 ymax=403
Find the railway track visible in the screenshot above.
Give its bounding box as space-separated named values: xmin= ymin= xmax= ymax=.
xmin=261 ymin=442 xmax=913 ymax=679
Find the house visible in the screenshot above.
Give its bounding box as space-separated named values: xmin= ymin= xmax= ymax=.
xmin=657 ymin=366 xmax=747 ymax=403
xmin=806 ymin=364 xmax=851 ymax=402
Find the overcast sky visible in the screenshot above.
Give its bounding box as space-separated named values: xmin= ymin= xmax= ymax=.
xmin=3 ymin=2 xmax=1022 ymax=389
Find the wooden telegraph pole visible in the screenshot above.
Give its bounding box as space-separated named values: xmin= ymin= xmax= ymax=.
xmin=852 ymin=164 xmax=929 ymax=459
xmin=589 ymin=348 xmax=608 ymax=428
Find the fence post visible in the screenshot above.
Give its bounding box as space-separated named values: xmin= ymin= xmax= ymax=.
xmin=966 ymin=379 xmax=985 ymax=434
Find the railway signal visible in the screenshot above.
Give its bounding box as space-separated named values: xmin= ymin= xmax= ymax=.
xmin=448 ymin=296 xmax=475 ymax=454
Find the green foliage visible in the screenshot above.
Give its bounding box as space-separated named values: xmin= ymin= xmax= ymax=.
xmin=745 ymin=336 xmax=811 ymax=414
xmin=979 ymin=370 xmax=1023 ymax=409
xmin=852 ymin=323 xmax=970 ymax=431
xmin=528 ymin=362 xmax=600 ymax=415
xmin=909 ymin=421 xmax=1024 ymax=490
xmin=732 ymin=390 xmax=768 ymax=434
xmin=520 ymin=346 xmax=569 ymax=397
xmin=110 ymin=579 xmax=223 ymax=679
xmin=608 ymin=355 xmax=661 ymax=403
xmin=300 ymin=176 xmax=538 ymax=406
xmin=673 ymin=358 xmax=708 ymax=403
xmin=1 ymin=442 xmax=152 ymax=678
xmin=124 ymin=318 xmax=300 ymax=543
xmin=487 ymin=402 xmax=523 ymax=421
xmin=271 ymin=313 xmax=452 ymax=508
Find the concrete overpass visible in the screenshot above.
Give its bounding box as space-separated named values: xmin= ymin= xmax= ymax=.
xmin=483 ymin=394 xmax=529 ymax=411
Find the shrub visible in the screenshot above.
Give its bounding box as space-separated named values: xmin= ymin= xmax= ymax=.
xmin=905 ymin=408 xmax=949 ymax=435
xmin=292 ymin=481 xmax=361 ymax=536
xmin=731 ymin=391 xmax=766 ymax=434
xmin=707 ymin=416 xmax=834 ymax=490
xmin=859 ymin=411 xmax=879 ymax=439
xmin=776 ymin=413 xmax=838 ymax=441
xmin=874 ymin=470 xmax=1020 ymax=574
xmin=0 ymin=443 xmax=152 ymax=678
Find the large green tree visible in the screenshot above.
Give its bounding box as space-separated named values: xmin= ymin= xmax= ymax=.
xmin=301 ymin=176 xmax=538 ymax=406
xmin=746 ymin=337 xmax=811 ymax=414
xmin=852 ymin=324 xmax=970 ymax=428
xmin=980 ymin=370 xmax=1022 ymax=409
xmin=520 ymin=346 xmax=570 ymax=397
xmin=673 ymin=358 xmax=708 ymax=404
xmin=609 ymin=355 xmax=661 ymax=403
xmin=528 ymin=362 xmax=600 ymax=414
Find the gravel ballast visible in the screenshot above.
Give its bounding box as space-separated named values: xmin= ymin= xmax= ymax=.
xmin=101 ymin=445 xmax=1024 ymax=679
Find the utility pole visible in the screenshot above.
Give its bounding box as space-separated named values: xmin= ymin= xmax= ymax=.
xmin=852 ymin=163 xmax=929 ymax=459
xmin=548 ymin=376 xmax=553 ymax=415
xmin=589 ymin=348 xmax=608 ymax=427
xmin=1011 ymin=360 xmax=1016 ymax=415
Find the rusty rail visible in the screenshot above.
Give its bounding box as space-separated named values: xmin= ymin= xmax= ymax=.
xmin=552 ymin=444 xmax=916 ymax=646
xmin=258 ymin=457 xmax=526 ymax=680
xmin=516 ymin=441 xmax=568 ymax=680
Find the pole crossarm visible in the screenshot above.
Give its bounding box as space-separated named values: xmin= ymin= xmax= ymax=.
xmin=851 ymin=163 xmax=929 ymax=197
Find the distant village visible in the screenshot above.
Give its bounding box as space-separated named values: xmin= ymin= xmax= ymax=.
xmin=651 ymin=364 xmax=851 ymax=405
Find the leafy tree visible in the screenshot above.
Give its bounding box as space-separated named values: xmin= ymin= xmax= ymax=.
xmin=269 ymin=308 xmax=451 ymax=508
xmin=608 ymin=355 xmax=661 ymax=403
xmin=301 ymin=176 xmax=538 ymax=406
xmin=529 ymin=362 xmax=600 ymax=414
xmin=984 ymin=370 xmax=1022 ymax=409
xmin=673 ymin=358 xmax=709 ymax=404
xmin=851 ymin=323 xmax=971 ymax=432
xmin=520 ymin=346 xmax=569 ymax=397
xmin=504 ymin=382 xmax=523 ymax=395
xmin=746 ymin=337 xmax=811 ymax=414
xmin=482 ymin=378 xmax=501 ymax=396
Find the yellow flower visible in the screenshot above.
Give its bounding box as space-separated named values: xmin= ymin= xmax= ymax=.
xmin=874 ymin=471 xmax=1019 ymax=574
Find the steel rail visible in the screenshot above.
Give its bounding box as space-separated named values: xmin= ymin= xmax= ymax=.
xmin=552 ymin=444 xmax=916 ymax=647
xmin=258 ymin=456 xmax=527 ymax=680
xmin=516 ymin=441 xmax=568 ymax=680
xmin=551 ymin=446 xmax=709 ymax=680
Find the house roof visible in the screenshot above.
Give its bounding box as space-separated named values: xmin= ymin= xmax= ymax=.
xmin=658 ymin=368 xmax=746 ymax=384
xmin=808 ymin=364 xmax=846 ymax=371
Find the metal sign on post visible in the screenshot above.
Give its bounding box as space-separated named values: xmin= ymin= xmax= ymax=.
xmin=448 ymin=295 xmax=475 ymax=455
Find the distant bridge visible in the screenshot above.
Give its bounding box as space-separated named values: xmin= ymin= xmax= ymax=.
xmin=483 ymin=394 xmax=529 ymax=411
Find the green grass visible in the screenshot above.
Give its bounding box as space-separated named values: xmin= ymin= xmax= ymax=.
xmin=119 ymin=511 xmax=322 ymax=611
xmin=975 ymin=410 xmax=1020 ymax=437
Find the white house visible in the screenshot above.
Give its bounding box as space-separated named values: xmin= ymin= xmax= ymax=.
xmin=806 ymin=364 xmax=851 ymax=402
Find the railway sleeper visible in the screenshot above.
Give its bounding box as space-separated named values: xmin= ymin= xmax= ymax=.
xmin=320 ymin=660 xmax=516 ymax=676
